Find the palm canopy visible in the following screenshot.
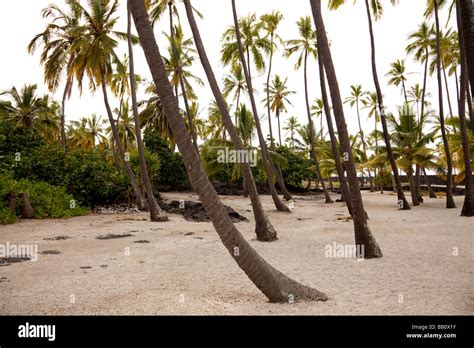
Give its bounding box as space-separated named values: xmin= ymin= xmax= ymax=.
xmin=263 ymin=75 xmax=295 ymax=114
xmin=147 ymin=0 xmax=202 ymax=27
xmin=328 ymin=0 xmax=400 ymax=21
xmin=260 ymin=11 xmax=284 ymax=47
xmin=345 ymin=85 xmax=367 ymax=108
xmin=162 ymin=24 xmax=203 ymax=100
xmin=284 ymin=16 xmax=317 ymax=70
xmin=222 ymin=63 xmax=249 ymax=104
xmin=406 ymin=22 xmax=434 ymax=63
xmin=221 ymin=14 xmax=272 ymax=73
xmin=0 ymin=84 xmax=59 ymax=137
xmin=27 ymin=0 xmax=84 ymax=95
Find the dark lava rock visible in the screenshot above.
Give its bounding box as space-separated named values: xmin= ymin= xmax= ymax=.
xmin=96 ymin=233 xmax=134 ymax=240
xmin=158 ymin=200 xmax=248 ymax=223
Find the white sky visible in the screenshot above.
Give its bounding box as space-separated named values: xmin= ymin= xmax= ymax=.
xmin=0 ymin=0 xmax=458 ymax=141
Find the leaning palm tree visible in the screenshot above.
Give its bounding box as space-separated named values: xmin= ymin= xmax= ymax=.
xmin=329 ymin=0 xmax=410 ymax=210
xmin=426 ymin=0 xmax=457 ymax=208
xmin=345 ymin=84 xmax=374 ymax=192
xmin=310 ymin=0 xmax=382 ymax=258
xmin=127 ymin=2 xmax=168 ymax=221
xmin=264 ymin=75 xmax=295 ymax=146
xmin=285 ymin=16 xmax=333 ymax=203
xmin=183 ymin=0 xmax=281 ymax=241
xmin=222 ymin=63 xmax=249 ymax=125
xmin=130 ymin=0 xmax=329 ymax=301
xmin=261 ymin=11 xmax=284 ymax=149
xmin=71 ymin=0 xmax=147 ymax=210
xmin=27 ymin=0 xmax=84 ymax=150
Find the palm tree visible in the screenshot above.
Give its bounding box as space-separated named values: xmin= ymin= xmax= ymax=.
xmin=261 ymin=11 xmax=284 ymax=149
xmin=386 ymin=59 xmax=410 ymax=103
xmin=130 ymin=0 xmax=329 ymax=301
xmin=285 ymin=16 xmax=333 ymax=203
xmin=27 ymin=0 xmax=84 ymax=150
xmin=184 ymin=0 xmax=280 ymax=241
xmin=230 ymin=2 xmax=291 ymax=212
xmin=71 ymin=0 xmax=147 ymax=210
xmin=458 ymin=0 xmax=473 ymax=98
xmin=406 ymin=22 xmax=433 ymax=123
xmin=221 ymin=14 xmax=272 ymax=81
xmin=408 ymin=83 xmax=431 ymax=120
xmin=310 ymin=98 xmax=325 ymax=140
xmin=162 ymin=24 xmax=202 ymax=154
xmin=222 ymin=63 xmax=248 ymax=125
xmin=0 ymin=84 xmax=59 ymax=139
xmin=345 ymin=84 xmax=374 ymax=192
xmin=264 ymin=75 xmax=295 ymax=146
xmin=455 ymin=0 xmax=474 ymax=216
xmin=428 ymin=0 xmax=457 ymax=208
xmin=127 ymin=2 xmax=168 ymax=221
xmin=329 ymin=0 xmax=410 ymax=210
xmin=284 ymin=116 xmax=300 ymax=149
xmin=310 ymin=0 xmax=382 ymax=258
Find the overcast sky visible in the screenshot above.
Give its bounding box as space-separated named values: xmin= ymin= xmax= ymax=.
xmin=0 ymin=0 xmax=458 ymax=141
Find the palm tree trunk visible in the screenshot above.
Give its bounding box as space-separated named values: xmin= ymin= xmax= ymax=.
xmin=311 ymin=0 xmax=382 ymax=258
xmin=131 ymin=0 xmax=327 ymax=301
xmin=407 ymin=167 xmax=420 ymax=206
xmin=443 ymin=64 xmax=455 ymax=121
xmin=363 ymin=0 xmax=410 ymax=210
xmin=231 ymin=1 xmax=290 ymax=212
xmin=466 ymin=81 xmax=474 ymax=130
xmin=100 ymin=70 xmax=147 ymax=210
xmin=266 ymin=34 xmax=275 ymax=149
xmin=415 ymin=165 xmax=423 ymax=202
xmin=60 ymin=79 xmax=71 ymax=151
xmin=420 ymin=49 xmax=429 ymax=122
xmin=127 ymin=4 xmax=168 ymax=222
xmin=317 ymin=52 xmax=353 ymax=215
xmin=356 ymin=100 xmax=374 ymax=192
xmin=456 ymin=0 xmax=474 ymax=216
xmin=422 ymin=168 xmax=437 ymax=198
xmin=434 ymin=0 xmax=457 ymax=209
xmin=277 ymin=108 xmax=282 ymax=146
xmin=402 ymin=80 xmax=408 ymax=104
xmin=184 ymin=0 xmax=278 ymax=240
xmin=459 ymin=0 xmax=474 ymax=94
xmin=303 ymin=51 xmax=333 ymax=204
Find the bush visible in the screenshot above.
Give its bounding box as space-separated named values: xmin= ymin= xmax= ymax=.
xmin=16 ymin=179 xmax=88 ymax=219
xmin=144 ymin=128 xmax=188 ymax=187
xmin=0 ymin=172 xmax=17 ymax=224
xmin=276 ymin=146 xmax=317 ymax=188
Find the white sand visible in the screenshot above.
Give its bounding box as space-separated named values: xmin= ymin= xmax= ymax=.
xmin=0 ymin=191 xmax=472 ymax=315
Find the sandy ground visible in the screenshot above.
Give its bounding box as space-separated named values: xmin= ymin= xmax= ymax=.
xmin=0 ymin=191 xmax=472 ymax=315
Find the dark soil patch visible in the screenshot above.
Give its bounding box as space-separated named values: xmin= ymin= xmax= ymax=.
xmin=80 ymin=266 xmax=92 ymax=269
xmin=158 ymin=200 xmax=247 ymax=223
xmin=44 ymin=236 xmax=72 ymax=241
xmin=0 ymin=256 xmax=31 ymax=267
xmin=96 ymin=233 xmax=134 ymax=240
xmin=40 ymin=250 xmax=61 ymax=255
xmin=184 ymin=232 xmax=194 ymax=236
xmin=0 ymin=276 xmax=8 ymax=282
xmin=134 ymin=240 xmax=150 ymax=244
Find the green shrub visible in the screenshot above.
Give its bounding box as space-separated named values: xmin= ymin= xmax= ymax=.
xmin=277 ymin=146 xmax=317 ymax=188
xmin=0 ymin=207 xmax=17 ymax=225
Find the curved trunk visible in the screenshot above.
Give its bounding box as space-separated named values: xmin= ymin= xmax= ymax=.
xmin=304 ymin=51 xmax=333 ymax=204
xmin=184 ymin=0 xmax=277 ymax=240
xmin=231 ymin=1 xmax=290 ymax=212
xmin=420 ymin=48 xmax=429 ymax=122
xmin=311 ymin=0 xmax=382 ymax=258
xmin=434 ymin=0 xmax=456 ymax=209
xmin=60 ymin=79 xmax=71 ymax=151
xmin=277 ymin=108 xmax=282 ymax=146
xmin=356 ymin=100 xmax=374 ymax=192
xmin=456 ymin=1 xmax=474 ymax=216
xmin=317 ymin=52 xmax=353 ymax=215
xmin=415 ymin=165 xmax=423 ymax=203
xmin=363 ymin=0 xmax=410 ymax=210
xmin=127 ymin=4 xmax=168 ymax=222
xmin=131 ymin=0 xmax=328 ymax=301
xmin=443 ymin=64 xmax=455 ymax=122
xmin=100 ymin=70 xmax=147 ymax=210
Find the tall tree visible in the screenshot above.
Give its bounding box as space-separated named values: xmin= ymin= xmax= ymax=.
xmin=72 ymin=0 xmax=147 ymax=210
xmin=130 ymin=0 xmax=328 ymax=301
xmin=127 ymin=2 xmax=168 ymax=221
xmin=386 ymin=59 xmax=410 ymax=103
xmin=284 ymin=116 xmax=300 ymax=149
xmin=261 ymin=11 xmax=284 ymax=149
xmin=311 ymin=0 xmax=383 ymax=258
xmin=429 ymin=0 xmax=457 ymax=208
xmin=345 ymin=84 xmax=374 ymax=192
xmin=27 ymin=0 xmax=84 ymax=150
xmin=184 ymin=0 xmax=279 ymax=241
xmin=286 ymin=16 xmax=333 ymax=203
